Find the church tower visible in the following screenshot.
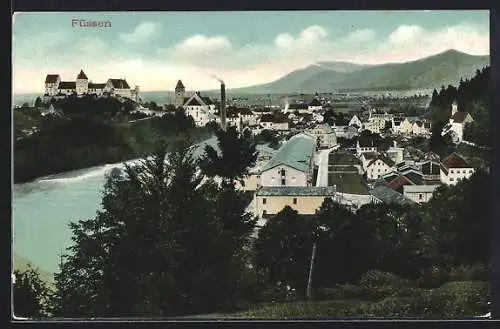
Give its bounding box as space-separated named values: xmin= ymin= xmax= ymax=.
xmin=76 ymin=69 xmax=89 ymax=95
xmin=451 ymin=99 xmax=458 ymax=117
xmin=174 ymin=80 xmax=185 ymax=108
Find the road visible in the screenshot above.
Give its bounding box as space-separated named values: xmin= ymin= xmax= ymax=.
xmin=315 ymin=147 xmax=336 ymax=187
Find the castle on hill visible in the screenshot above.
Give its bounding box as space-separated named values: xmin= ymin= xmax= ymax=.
xmin=44 ymin=69 xmax=139 ymax=100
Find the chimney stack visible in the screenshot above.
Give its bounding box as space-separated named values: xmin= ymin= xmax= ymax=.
xmin=220 ymin=83 xmax=226 ymax=131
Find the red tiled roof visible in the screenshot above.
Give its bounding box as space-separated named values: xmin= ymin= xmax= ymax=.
xmin=387 ymin=175 xmax=413 ymax=191
xmin=441 ymin=153 xmax=471 ymax=169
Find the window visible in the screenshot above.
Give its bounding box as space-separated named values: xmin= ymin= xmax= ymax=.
xmin=469 ymin=170 xmax=473 ymax=173
xmin=450 ymin=178 xmax=454 ymax=181
xmin=293 ymin=198 xmax=297 ymax=205
xmin=257 ymin=175 xmax=260 ymax=179
xmin=262 ymin=210 xmax=267 ymax=216
xmin=463 ymin=170 xmax=466 ymax=174
xmin=281 ymin=169 xmax=286 ymax=176
xmin=281 ymin=179 xmax=286 ymax=186
xmin=419 ymin=194 xmax=423 ymax=200
xmin=450 ymin=169 xmax=454 ymax=174
xmin=263 ymin=198 xmax=267 ymax=204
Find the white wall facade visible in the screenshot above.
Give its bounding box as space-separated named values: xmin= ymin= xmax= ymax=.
xmin=367 ymin=159 xmax=393 ymax=180
xmin=440 ymin=167 xmax=475 ymax=185
xmin=260 ymin=165 xmax=308 ymax=187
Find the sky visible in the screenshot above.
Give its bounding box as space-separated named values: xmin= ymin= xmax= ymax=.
xmin=12 ymin=10 xmax=490 ymax=94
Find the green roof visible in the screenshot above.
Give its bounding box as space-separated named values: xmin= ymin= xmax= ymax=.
xmin=328 ymin=173 xmax=369 ymax=195
xmin=256 ymin=186 xmax=337 ymax=196
xmin=261 ymin=133 xmax=315 ymax=173
xmin=256 ymin=143 xmax=278 ymax=155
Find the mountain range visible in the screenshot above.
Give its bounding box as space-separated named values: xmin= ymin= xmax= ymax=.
xmin=230 ymin=50 xmax=490 ymax=94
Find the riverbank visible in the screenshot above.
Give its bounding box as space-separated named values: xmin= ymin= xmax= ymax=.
xmin=14 ymin=113 xmax=211 ymax=184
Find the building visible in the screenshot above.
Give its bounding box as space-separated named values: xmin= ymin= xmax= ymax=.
xmin=391 ymin=117 xmax=404 ymax=134
xmin=306 ymin=123 xmax=337 ymax=149
xmin=442 ymin=101 xmax=474 ymax=142
xmin=365 ymin=154 xmax=395 ymax=180
xmin=419 ymin=160 xmax=441 ymax=183
xmin=333 ymin=125 xmax=358 ymax=139
xmin=403 ymin=184 xmax=440 ymax=204
xmin=44 ymin=70 xmax=135 ymax=98
xmin=174 ymin=80 xmax=185 ymax=108
xmin=308 ymin=98 xmax=323 ymax=111
xmin=386 ymin=143 xmax=405 ymax=165
xmin=183 ymin=92 xmax=217 ymax=127
xmin=356 ymin=140 xmax=378 ymax=156
xmin=349 ymin=115 xmax=363 ymax=130
xmin=412 ymin=120 xmax=431 ymax=135
xmin=259 ymin=114 xmax=289 ymax=131
xmin=370 ymin=186 xmax=416 ymax=207
xmin=256 ymin=144 xmax=278 ymax=162
xmin=440 ymin=153 xmax=476 ymax=185
xmin=260 ymin=133 xmax=316 ymax=187
xmin=399 ymin=117 xmax=420 ymax=135
xmin=329 ymin=173 xmax=372 ymax=210
xmin=254 ymin=186 xmax=336 ymax=218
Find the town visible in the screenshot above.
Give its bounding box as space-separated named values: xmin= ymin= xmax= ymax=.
xmin=33 ymin=70 xmax=488 ymax=225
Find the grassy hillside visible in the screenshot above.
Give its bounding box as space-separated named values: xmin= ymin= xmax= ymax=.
xmin=234 ymin=50 xmax=489 ymax=94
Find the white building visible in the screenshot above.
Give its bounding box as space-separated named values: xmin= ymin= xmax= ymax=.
xmin=442 ymin=101 xmax=474 ymax=142
xmin=440 ymin=153 xmax=476 ymax=185
xmin=182 ymin=92 xmax=217 ymax=127
xmin=356 ymin=140 xmax=378 ymax=156
xmin=259 ymin=133 xmax=316 ymax=187
xmin=386 ymin=144 xmax=405 ymax=165
xmin=44 ymin=70 xmax=135 ymax=98
xmin=259 ymin=114 xmax=289 ymax=131
xmin=403 ymin=184 xmax=440 ymax=204
xmin=412 ymin=121 xmax=431 ymax=135
xmin=349 ymin=115 xmax=363 ymax=130
xmin=365 ymin=154 xmax=395 ymax=180
xmin=306 ymin=123 xmax=337 ymax=149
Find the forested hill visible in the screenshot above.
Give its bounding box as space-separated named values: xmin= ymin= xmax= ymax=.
xmin=429 ymin=66 xmax=490 ymax=147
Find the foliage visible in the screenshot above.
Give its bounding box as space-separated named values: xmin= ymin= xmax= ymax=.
xmin=198 ymin=125 xmax=257 ymax=183
xmin=254 ymin=130 xmax=280 ymax=149
xmin=417 ymin=170 xmax=490 ymax=267
xmin=53 ymin=143 xmax=256 ymax=317
xmin=253 ymin=206 xmax=314 ymax=296
xmin=14 ymin=98 xmax=202 ymax=183
xmin=13 ymin=265 xmax=52 ymax=318
xmin=463 ymin=101 xmax=490 ymax=146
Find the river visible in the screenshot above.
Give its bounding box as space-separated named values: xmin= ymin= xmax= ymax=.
xmin=12 ymin=159 xmax=142 ymax=274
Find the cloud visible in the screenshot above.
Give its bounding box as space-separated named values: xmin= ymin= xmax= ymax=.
xmin=274 ymin=25 xmax=328 ymax=49
xmin=120 ymin=22 xmax=160 ymax=43
xmin=388 ymin=25 xmax=425 ymax=45
xmin=343 ymin=28 xmax=376 ymax=43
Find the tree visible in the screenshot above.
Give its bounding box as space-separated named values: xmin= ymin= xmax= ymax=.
xmin=53 ymin=141 xmax=256 ymax=317
xmin=34 ymin=97 xmax=43 ymax=107
xmin=253 ymin=206 xmax=313 ymax=295
xmin=199 ymin=125 xmax=257 ymax=184
xmin=418 ymin=170 xmax=490 ymax=268
xmin=13 ymin=266 xmax=52 ymax=318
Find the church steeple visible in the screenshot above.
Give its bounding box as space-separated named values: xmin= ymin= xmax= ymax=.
xmin=174 ymin=80 xmax=185 ymax=108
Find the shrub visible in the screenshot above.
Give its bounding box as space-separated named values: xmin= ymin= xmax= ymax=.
xmin=357 ymin=281 xmax=489 ymax=318
xmin=448 ymin=264 xmax=490 ymax=282
xmin=416 ymin=265 xmax=450 ymax=289
xmin=359 ymin=270 xmax=408 ymax=289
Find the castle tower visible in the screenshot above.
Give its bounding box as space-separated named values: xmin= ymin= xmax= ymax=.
xmin=451 ymin=99 xmax=458 ymax=117
xmin=76 ymin=70 xmax=89 ymax=95
xmin=174 ymin=80 xmax=185 ymax=108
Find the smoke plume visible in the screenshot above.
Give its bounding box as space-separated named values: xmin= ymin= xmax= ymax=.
xmin=211 ymin=74 xmax=224 ymax=85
